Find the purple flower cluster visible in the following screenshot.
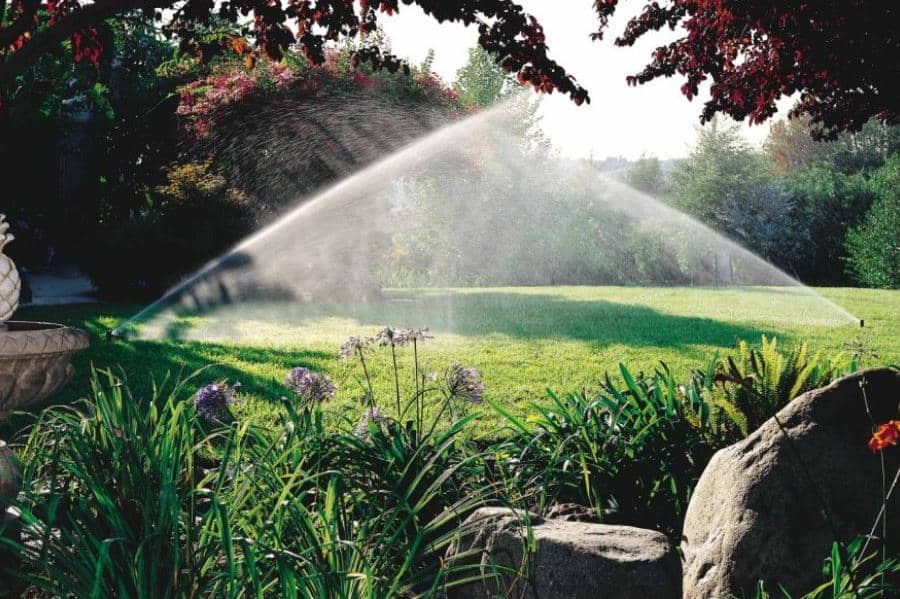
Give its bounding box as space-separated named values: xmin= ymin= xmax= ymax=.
xmin=354 ymin=406 xmax=390 ymax=438
xmin=194 ymin=382 xmax=240 ymax=422
xmin=285 ymin=367 xmax=336 ymax=404
xmin=403 ymin=327 xmax=434 ymax=344
xmin=375 ymin=327 xmax=406 ymax=348
xmin=339 ymin=336 xmax=369 ymax=360
xmin=446 ymin=364 xmax=485 ymax=404
xmin=339 ymin=327 xmax=433 ymax=359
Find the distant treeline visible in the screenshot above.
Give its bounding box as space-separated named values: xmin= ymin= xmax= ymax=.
xmin=380 ymin=115 xmax=899 ymax=289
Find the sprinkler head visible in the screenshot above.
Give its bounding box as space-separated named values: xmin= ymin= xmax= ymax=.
xmin=106 ymin=328 xmax=120 ymax=340
xmin=860 ymin=319 xmax=865 ymax=328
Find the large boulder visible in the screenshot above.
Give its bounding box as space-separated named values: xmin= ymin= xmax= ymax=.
xmin=682 ymin=368 xmax=900 ymax=597
xmin=0 ymin=441 xmax=19 ymax=509
xmin=447 ymin=507 xmax=681 ymax=599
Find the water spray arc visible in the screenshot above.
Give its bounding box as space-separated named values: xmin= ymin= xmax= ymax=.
xmin=112 ymin=102 xmax=515 ymax=338
xmin=114 ymin=98 xmax=857 ymax=343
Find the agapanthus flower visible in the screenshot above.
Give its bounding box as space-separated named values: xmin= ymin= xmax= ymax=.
xmin=285 ymin=367 xmax=336 ymax=404
xmin=339 ymin=336 xmax=371 ymax=360
xmin=375 ymin=327 xmax=407 ymax=348
xmin=445 ymin=363 xmax=485 ymax=404
xmin=869 ymin=420 xmax=900 ymax=453
xmin=401 ymin=327 xmax=433 ymax=344
xmin=194 ymin=381 xmax=240 ymax=422
xmin=354 ymin=406 xmax=390 ymax=438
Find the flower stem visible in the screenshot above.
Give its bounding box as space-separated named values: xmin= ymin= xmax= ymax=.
xmin=391 ymin=345 xmax=401 ymax=417
xmin=357 ymin=347 xmax=375 ymax=409
xmin=413 ymin=339 xmax=421 ymax=434
xmin=861 ymin=465 xmax=900 ymax=562
xmin=858 ymin=375 xmax=887 ymax=571
xmin=427 ymin=392 xmax=453 ymax=439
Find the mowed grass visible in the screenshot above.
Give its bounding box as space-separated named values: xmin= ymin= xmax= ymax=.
xmin=15 ymin=286 xmax=899 ymax=435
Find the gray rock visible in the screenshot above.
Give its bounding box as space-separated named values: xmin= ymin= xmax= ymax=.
xmin=682 ymin=368 xmax=900 ymax=598
xmin=544 ymin=502 xmax=599 ymax=523
xmin=447 ymin=507 xmax=681 ymax=599
xmin=0 ymin=441 xmax=19 ymax=508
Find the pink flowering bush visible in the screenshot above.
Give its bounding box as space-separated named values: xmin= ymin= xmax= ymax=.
xmin=414 ymin=71 xmax=461 ymax=104
xmin=87 ymin=47 xmax=469 ymax=298
xmin=177 ymin=63 xmax=297 ymax=138
xmin=351 ymin=71 xmax=377 ymax=90
xmin=175 ymin=49 xmax=465 ymax=139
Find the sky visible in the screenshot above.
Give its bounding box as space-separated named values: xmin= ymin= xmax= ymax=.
xmin=380 ymin=2 xmax=785 ymax=160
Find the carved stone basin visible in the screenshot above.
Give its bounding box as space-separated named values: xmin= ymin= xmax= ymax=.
xmin=0 ymin=321 xmax=89 ymax=416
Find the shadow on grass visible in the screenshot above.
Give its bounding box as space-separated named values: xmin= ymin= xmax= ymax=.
xmin=136 ymin=289 xmax=773 ymax=351
xmin=6 ymin=292 xmax=776 ymax=435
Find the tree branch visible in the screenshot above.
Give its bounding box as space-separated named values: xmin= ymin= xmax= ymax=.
xmin=0 ymin=0 xmax=167 ymax=86
xmin=0 ymin=0 xmax=40 ymax=49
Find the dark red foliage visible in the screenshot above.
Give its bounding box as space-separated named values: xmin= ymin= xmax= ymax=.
xmin=1 ymin=1 xmax=587 ymax=107
xmin=603 ymin=0 xmax=899 ymax=138
xmin=1 ymin=0 xmax=897 ymax=136
xmin=71 ymin=26 xmax=101 ymax=64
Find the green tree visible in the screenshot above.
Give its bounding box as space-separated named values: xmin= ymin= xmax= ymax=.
xmin=845 ymin=155 xmax=900 ymax=288
xmin=785 ymin=167 xmax=873 ymax=283
xmin=672 ymin=119 xmax=769 ymax=227
xmin=453 ymin=45 xmax=549 ymax=152
xmin=828 ymin=120 xmax=900 ymax=173
xmin=721 ymin=182 xmax=809 ymax=275
xmin=764 ymin=117 xmax=836 ymax=175
xmin=453 ymin=46 xmax=509 ymax=109
xmin=765 ymin=117 xmax=900 ymax=175
xmin=626 ymin=155 xmax=666 ymax=195
xmin=672 ymin=119 xmax=809 ymax=279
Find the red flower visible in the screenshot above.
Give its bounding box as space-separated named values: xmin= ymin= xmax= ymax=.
xmin=869 ymin=420 xmax=900 ymax=453
xmin=352 ymin=72 xmax=372 ymax=89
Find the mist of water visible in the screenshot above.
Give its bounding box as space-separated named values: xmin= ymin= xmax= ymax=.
xmin=114 ymin=98 xmax=857 ymax=343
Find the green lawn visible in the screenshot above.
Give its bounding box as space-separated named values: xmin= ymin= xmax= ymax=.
xmin=16 ymin=286 xmax=899 ymax=434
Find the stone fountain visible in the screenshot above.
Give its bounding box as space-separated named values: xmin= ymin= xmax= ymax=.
xmin=0 ymin=215 xmax=89 ymax=504
xmin=0 ymin=215 xmax=89 ymax=419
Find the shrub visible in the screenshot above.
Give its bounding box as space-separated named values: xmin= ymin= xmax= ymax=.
xmin=786 ymin=166 xmax=875 ymax=284
xmin=87 ymin=160 xmax=256 ymax=298
xmin=0 ymin=18 xmax=175 ymax=274
xmin=712 ymin=336 xmax=853 ymax=433
xmin=84 ymin=45 xmax=468 ymax=300
xmin=845 ymin=155 xmax=900 ymax=289
xmin=491 ymin=361 xmax=733 ymax=536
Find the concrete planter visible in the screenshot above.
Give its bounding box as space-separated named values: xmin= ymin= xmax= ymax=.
xmin=0 ymin=321 xmax=89 ymax=417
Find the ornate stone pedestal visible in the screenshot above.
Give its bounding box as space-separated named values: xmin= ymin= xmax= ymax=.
xmin=0 ymin=321 xmax=90 ymax=417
